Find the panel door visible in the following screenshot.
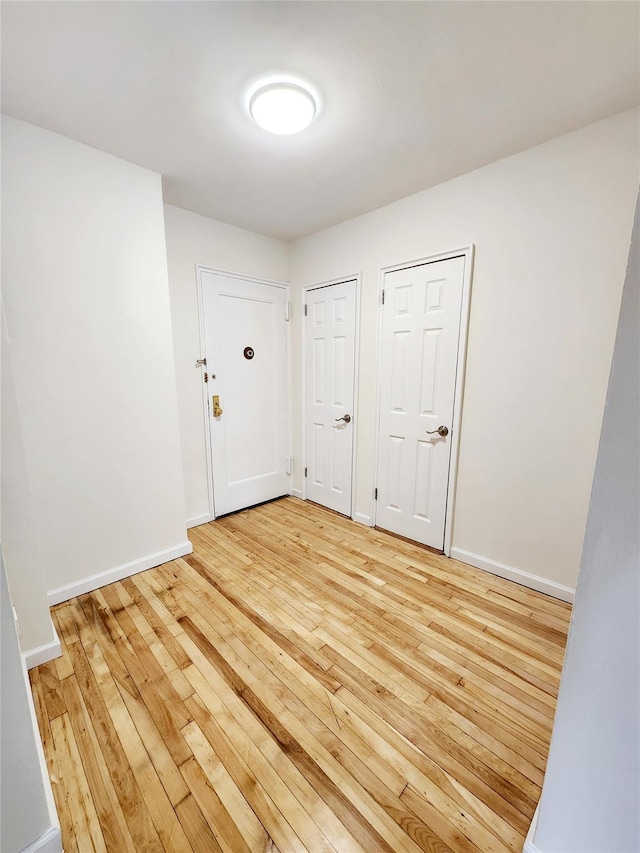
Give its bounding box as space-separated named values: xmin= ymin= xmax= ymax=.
xmin=376 ymin=256 xmax=465 ymax=549
xmin=305 ymin=280 xmax=357 ymax=515
xmin=201 ymin=271 xmax=290 ymax=516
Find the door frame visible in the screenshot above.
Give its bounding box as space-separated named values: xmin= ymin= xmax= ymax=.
xmin=372 ymin=246 xmax=474 ymax=555
xmin=196 ymin=265 xmax=292 ymax=521
xmin=300 ymin=273 xmax=361 ymax=520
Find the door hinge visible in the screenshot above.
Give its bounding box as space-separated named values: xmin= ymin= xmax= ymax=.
xmin=204 ymin=372 xmax=208 ymax=383
xmin=286 ymin=457 xmax=292 ymax=476
xmin=304 ymin=467 xmax=308 ymax=478
xmin=381 ymin=290 xmax=385 ymax=305
xmin=285 ymin=300 xmax=290 ymax=321
xmin=304 ymin=304 xmax=308 ymax=316
xmin=374 ymin=487 xmax=378 ymax=500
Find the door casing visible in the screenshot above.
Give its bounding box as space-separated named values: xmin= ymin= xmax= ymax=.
xmin=300 ymin=273 xmax=361 ymax=520
xmin=196 ymin=265 xmax=292 ymax=521
xmin=372 ymin=246 xmax=474 ymax=555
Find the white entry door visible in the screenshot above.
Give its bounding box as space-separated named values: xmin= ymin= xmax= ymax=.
xmin=305 ymin=280 xmax=357 ymax=515
xmin=201 ymin=271 xmax=290 ymax=516
xmin=376 ymin=256 xmax=466 ymax=550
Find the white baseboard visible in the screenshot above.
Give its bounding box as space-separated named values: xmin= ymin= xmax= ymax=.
xmin=450 ymin=548 xmax=575 ymax=603
xmin=354 ymin=512 xmax=372 ymax=527
xmin=21 ymin=827 xmax=63 ymax=853
xmin=23 ymin=618 xmax=62 ymax=670
xmin=47 ymin=540 xmax=194 ymax=606
xmin=523 ymin=805 xmax=540 ymax=853
xmin=290 ymin=488 xmax=304 ymax=500
xmin=187 ymin=512 xmax=214 ymax=529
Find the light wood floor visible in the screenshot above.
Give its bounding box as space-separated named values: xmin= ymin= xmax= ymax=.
xmin=31 ymin=497 xmax=571 ymax=853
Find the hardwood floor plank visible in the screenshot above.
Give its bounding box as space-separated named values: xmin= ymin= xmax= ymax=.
xmin=51 ymin=713 xmax=107 ymax=853
xmin=52 ymin=607 xmax=77 ymax=681
xmin=114 ymin=580 xmax=195 ymax=699
xmin=178 ymin=552 xmax=342 ymax=692
xmin=182 ymin=720 xmax=272 ymax=853
xmin=184 ymin=696 xmax=318 ymax=853
xmin=182 ymin=615 xmax=401 ymax=852
xmin=182 ymin=664 xmax=355 ymax=853
xmin=174 ymin=794 xmax=224 ymax=853
xmin=180 ymin=756 xmax=252 ymax=853
xmin=64 ymin=642 xmax=163 ymax=850
xmin=59 ymin=675 xmax=137 ymax=853
xmin=335 ymin=684 xmax=520 ymax=852
xmin=173 ymin=589 xmax=443 ymax=852
xmin=69 ymin=599 xmax=189 ymax=851
xmin=32 ymin=497 xmax=570 ymax=852
xmin=324 ymin=648 xmax=532 ymax=835
xmin=116 ymin=670 xmax=191 ymax=807
xmin=99 ymin=584 xmax=193 ymax=737
xmin=123 ymin=575 xmax=194 ymax=668
xmin=30 ymin=668 xmax=70 ymax=848
xmin=38 ymin=660 xmax=67 ymax=720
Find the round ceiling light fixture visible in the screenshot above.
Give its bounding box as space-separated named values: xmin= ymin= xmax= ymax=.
xmin=248 ymin=79 xmax=318 ymax=135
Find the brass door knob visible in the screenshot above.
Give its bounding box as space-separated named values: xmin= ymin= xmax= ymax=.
xmin=425 ymin=425 xmax=448 ymax=437
xmin=212 ymin=395 xmax=223 ymax=417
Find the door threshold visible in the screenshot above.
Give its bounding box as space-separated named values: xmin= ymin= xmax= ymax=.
xmin=374 ymin=526 xmax=444 ymax=556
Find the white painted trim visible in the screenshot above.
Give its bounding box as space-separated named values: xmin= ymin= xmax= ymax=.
xmin=3 ymin=549 xmax=61 ymax=851
xmin=23 ymin=618 xmax=61 ymax=670
xmin=372 ymin=246 xmax=474 ymax=554
xmin=20 ymin=827 xmax=63 ymax=853
xmin=371 ymin=265 xmax=386 ymax=526
xmin=20 ymin=630 xmax=62 ymax=852
xmin=354 ymin=512 xmax=372 ymax=527
xmin=300 ymin=272 xmax=362 ymax=291
xmin=290 ymin=487 xmax=304 ymax=500
xmin=196 ymin=265 xmax=292 ymax=520
xmin=351 ymin=276 xmax=362 ymax=525
xmin=450 ymin=547 xmax=575 ymax=603
xmin=196 ymin=265 xmax=289 ymax=289
xmin=195 ymin=264 xmax=216 ymax=522
xmin=443 ymin=246 xmax=474 ymax=557
xmin=301 ymin=273 xmax=361 ymax=520
xmin=523 ymin=805 xmax=541 ymax=853
xmin=285 ymin=280 xmax=294 ymax=503
xmin=47 ymin=540 xmax=193 ymax=606
xmin=186 ymin=512 xmax=214 ymax=529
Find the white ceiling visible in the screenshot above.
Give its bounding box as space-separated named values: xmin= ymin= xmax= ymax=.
xmin=2 ymin=1 xmax=639 ymax=241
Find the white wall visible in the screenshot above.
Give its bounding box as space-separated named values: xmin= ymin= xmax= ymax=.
xmin=1 ymin=307 xmax=52 ymax=651
xmin=163 ymin=203 xmax=289 ymax=525
xmin=530 ymin=195 xmax=639 ymax=853
xmin=1 ymin=552 xmax=61 ymax=853
xmin=2 ymin=116 xmax=190 ymax=605
xmin=290 ymin=109 xmax=639 ymax=595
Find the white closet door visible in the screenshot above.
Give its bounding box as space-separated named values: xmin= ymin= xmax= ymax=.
xmin=305 ymin=280 xmax=357 ymax=516
xmin=376 ymin=256 xmax=465 ymax=549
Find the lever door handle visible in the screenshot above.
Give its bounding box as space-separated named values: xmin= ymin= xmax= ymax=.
xmin=335 ymin=414 xmax=352 ymax=423
xmin=426 ymin=425 xmax=448 ymax=437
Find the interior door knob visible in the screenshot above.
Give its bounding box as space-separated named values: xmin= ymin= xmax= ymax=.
xmin=425 ymin=425 xmax=448 ymax=437
xmin=335 ymin=414 xmax=352 ymax=423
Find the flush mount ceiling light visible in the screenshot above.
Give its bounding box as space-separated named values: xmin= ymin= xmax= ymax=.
xmin=248 ymin=79 xmax=318 ymax=135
